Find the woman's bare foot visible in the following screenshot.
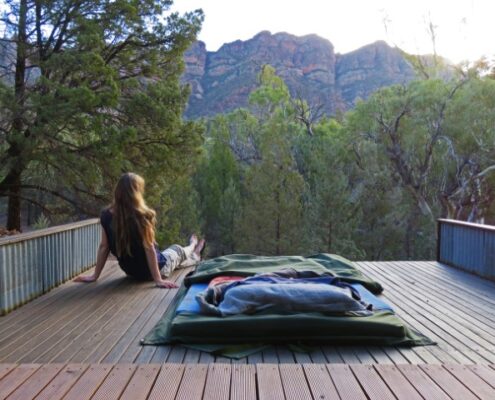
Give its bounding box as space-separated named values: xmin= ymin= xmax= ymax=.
xmin=194 ymin=239 xmax=205 ymax=258
xmin=189 ymin=233 xmax=198 ymax=246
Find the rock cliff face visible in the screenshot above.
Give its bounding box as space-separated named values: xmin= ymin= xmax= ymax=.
xmin=182 ymin=32 xmax=416 ymax=118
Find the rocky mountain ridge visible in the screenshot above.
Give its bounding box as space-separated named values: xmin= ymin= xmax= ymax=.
xmin=182 ymin=31 xmax=416 ymax=118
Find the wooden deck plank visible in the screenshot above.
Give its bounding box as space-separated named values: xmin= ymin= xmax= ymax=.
xmin=419 ymin=364 xmax=479 ymax=400
xmin=90 ymin=364 xmax=136 ymax=400
xmin=247 ymin=353 xmax=263 ymax=365
xmin=336 ymin=346 xmax=360 ymax=364
xmin=133 ymin=345 xmax=157 ymax=364
xmin=119 ymin=364 xmax=161 ymax=400
xmin=0 ymin=263 xmax=119 ymax=338
xmin=14 ymin=279 xmax=134 ymax=363
xmin=382 ymin=264 xmax=495 ymax=362
xmin=381 ymin=347 xmax=409 ymax=364
xmin=350 ymin=364 xmax=395 ymax=400
xmin=322 ymin=346 xmax=344 ymax=363
xmin=230 ymin=364 xmax=256 ymax=400
xmin=351 ymin=346 xmax=375 ymax=364
xmin=114 ymin=268 xmax=191 ymax=363
xmin=0 ymin=364 xmax=40 ymax=399
xmin=34 ymin=364 xmax=89 ymax=400
xmin=0 ymin=272 xmax=126 ymax=362
xmin=293 ymin=350 xmax=312 ymax=364
xmin=5 ymin=364 xmax=63 ymax=400
xmin=275 ymin=346 xmax=295 ymax=363
xmin=397 ymin=347 xmax=430 ymax=364
xmin=468 ymin=365 xmax=495 ymax=390
xmin=147 ymin=364 xmax=185 ymax=400
xmin=365 ymin=347 xmax=394 ymax=364
xmin=183 ymin=349 xmax=201 ymax=364
xmin=0 ymin=363 xmax=494 ymax=399
xmin=100 ymin=269 xmax=188 ymax=363
xmin=261 ymin=349 xmax=279 ymax=363
xmin=375 ymin=261 xmax=495 ymax=332
xmin=165 ymin=346 xmax=186 ymax=363
xmin=374 ymin=364 xmax=423 ymax=400
xmin=174 ymin=364 xmax=208 ymax=400
xmin=385 ymin=261 xmax=495 ymax=343
xmin=358 ymin=261 xmax=488 ymax=364
xmin=326 ymin=364 xmax=367 ymax=400
xmin=1 ymin=260 xmax=495 ymax=366
xmin=279 ymin=364 xmax=313 ymax=400
xmin=215 ymin=356 xmax=232 ymax=364
xmin=0 ymin=364 xmax=17 ymax=380
xmin=49 ymin=285 xmax=144 ymax=363
xmin=61 ymin=364 xmax=112 ymax=400
xmin=303 ymin=364 xmax=340 ymax=400
xmin=202 ymin=363 xmax=231 ymax=400
xmin=307 ymin=347 xmax=327 ymax=363
xmin=413 ymin=261 xmax=495 ymax=302
xmin=149 ymin=346 xmax=172 ymax=363
xmin=198 ymin=351 xmax=215 ymax=364
xmin=82 ymin=284 xmax=164 ymax=363
xmin=69 ymin=281 xmax=162 ymax=363
xmin=443 ymin=364 xmax=495 ymax=400
xmin=256 ymin=364 xmax=285 ymax=400
xmin=403 ymin=261 xmax=495 ymax=322
xmin=397 ymin=364 xmax=451 ymax=400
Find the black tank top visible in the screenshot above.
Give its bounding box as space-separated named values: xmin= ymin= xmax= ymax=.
xmin=100 ymin=208 xmax=153 ymax=280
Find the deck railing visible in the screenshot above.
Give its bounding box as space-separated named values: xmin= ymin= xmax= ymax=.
xmin=437 ymin=218 xmax=495 ymax=281
xmin=0 ymin=219 xmax=100 ymax=315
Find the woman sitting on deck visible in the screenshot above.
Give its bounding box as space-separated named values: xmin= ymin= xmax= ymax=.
xmin=75 ymin=172 xmax=205 ymax=288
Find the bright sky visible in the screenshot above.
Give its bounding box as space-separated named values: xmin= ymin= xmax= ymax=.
xmin=172 ymin=0 xmax=494 ymax=64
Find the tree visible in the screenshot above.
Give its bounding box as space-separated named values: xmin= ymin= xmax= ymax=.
xmin=238 ymin=131 xmax=306 ymax=255
xmin=194 ymin=115 xmax=241 ymax=256
xmin=0 ymin=0 xmax=204 ymax=230
xmin=345 ymin=72 xmax=495 ymax=260
xmin=295 ymin=119 xmax=363 ymax=258
xmin=236 ymin=67 xmax=306 ymax=254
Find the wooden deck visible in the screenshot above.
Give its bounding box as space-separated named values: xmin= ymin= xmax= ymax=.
xmin=1 ymin=362 xmax=494 ymax=400
xmin=1 ymin=260 xmax=495 ymax=398
xmin=1 ymin=260 xmax=494 ymax=365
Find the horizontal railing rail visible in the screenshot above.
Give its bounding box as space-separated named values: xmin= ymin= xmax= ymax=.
xmin=437 ymin=218 xmax=495 ymax=281
xmin=0 ymin=219 xmax=101 ymax=315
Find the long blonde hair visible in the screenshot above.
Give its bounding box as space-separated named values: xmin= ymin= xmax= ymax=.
xmin=112 ymin=173 xmax=156 ymax=257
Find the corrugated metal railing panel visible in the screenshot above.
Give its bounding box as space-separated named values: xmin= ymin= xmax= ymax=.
xmin=438 ymin=219 xmax=495 ymax=281
xmin=0 ymin=219 xmax=100 ymax=315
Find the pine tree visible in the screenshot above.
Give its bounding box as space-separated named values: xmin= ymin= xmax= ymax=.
xmin=0 ymin=0 xmax=204 ymax=230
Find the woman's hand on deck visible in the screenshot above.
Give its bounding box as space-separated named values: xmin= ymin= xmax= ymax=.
xmin=74 ymin=274 xmax=97 ymax=283
xmin=155 ymin=279 xmax=178 ymax=289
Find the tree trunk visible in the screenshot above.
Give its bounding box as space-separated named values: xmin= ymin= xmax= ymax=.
xmin=3 ymin=0 xmax=28 ymax=231
xmin=5 ymin=170 xmax=22 ymax=231
xmin=327 ymin=220 xmax=332 ymax=253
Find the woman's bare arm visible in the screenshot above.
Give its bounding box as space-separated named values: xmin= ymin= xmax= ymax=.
xmin=74 ymin=228 xmax=110 ymax=282
xmin=144 ymin=244 xmax=178 ymax=288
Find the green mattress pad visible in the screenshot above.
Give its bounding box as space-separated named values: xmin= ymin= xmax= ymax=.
xmin=142 ymin=253 xmax=435 ymax=355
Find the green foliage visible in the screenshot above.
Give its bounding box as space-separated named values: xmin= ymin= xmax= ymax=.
xmin=237 ymin=123 xmax=306 ymax=255
xmin=192 ymin=63 xmax=495 ymax=261
xmin=0 ymin=0 xmax=204 ymax=232
xmin=32 ymin=214 xmax=50 ymax=230
xmin=194 ymin=116 xmax=242 ymax=255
